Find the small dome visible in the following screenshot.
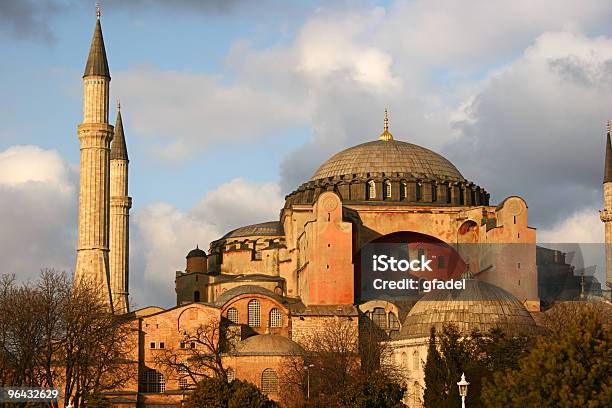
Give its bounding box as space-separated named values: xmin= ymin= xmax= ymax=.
xmin=400 ymin=279 xmax=541 ymax=338
xmin=186 ymin=246 xmax=206 ymax=258
xmin=311 ymin=139 xmax=464 ymax=182
xmin=234 ymin=334 xmax=303 ymax=356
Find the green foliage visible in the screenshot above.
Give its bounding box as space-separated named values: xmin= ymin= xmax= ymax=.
xmin=482 ymin=310 xmax=612 ymax=408
xmin=184 ymin=377 xmax=279 ymax=408
xmin=423 ymin=325 xmax=533 ymax=408
xmin=336 ymin=372 xmax=406 ymax=408
xmin=423 ymin=327 xmax=446 ymax=407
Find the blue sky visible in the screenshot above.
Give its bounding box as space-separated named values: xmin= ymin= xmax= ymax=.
xmin=2 ymin=0 xmax=612 ymax=306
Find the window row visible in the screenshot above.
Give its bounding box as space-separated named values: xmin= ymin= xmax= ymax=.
xmin=226 ymin=301 xmax=284 ymax=328
xmin=365 ymin=179 xmax=478 ymax=203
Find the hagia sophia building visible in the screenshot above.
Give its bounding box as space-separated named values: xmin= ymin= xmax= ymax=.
xmin=72 ymin=8 xmax=610 ymax=408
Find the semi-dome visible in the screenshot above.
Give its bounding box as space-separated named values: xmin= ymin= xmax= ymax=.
xmin=400 ymin=279 xmax=541 ymax=338
xmin=311 ymin=139 xmax=464 ymax=182
xmin=234 ymin=334 xmax=303 ymax=356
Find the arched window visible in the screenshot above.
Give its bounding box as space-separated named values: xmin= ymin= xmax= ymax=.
xmin=269 ymin=308 xmax=282 ymax=328
xmin=367 ymin=180 xmax=376 ymax=199
xmin=401 ymin=352 xmax=408 ymax=367
xmin=383 ymin=180 xmax=392 ymax=199
xmin=261 ymin=368 xmax=278 ymax=394
xmin=400 ymin=181 xmax=407 ymax=200
xmin=372 ymin=307 xmax=386 ymax=329
xmin=431 ymin=184 xmax=437 ymax=202
xmin=459 ymin=187 xmax=465 ymax=205
xmin=413 ymin=350 xmax=420 ymax=370
xmin=416 ymin=182 xmax=422 ymax=201
xmin=227 ymin=308 xmax=239 ymax=324
xmin=388 ymin=312 xmax=400 ymax=330
xmin=193 ymin=290 xmax=200 ymax=302
xmin=248 ymin=299 xmax=261 ymax=327
xmin=141 ymin=369 xmax=165 ymax=393
xmin=447 ymin=183 xmax=452 ymax=203
xmin=227 ymin=368 xmax=235 ymax=382
xmin=413 ymin=381 xmax=420 ymax=404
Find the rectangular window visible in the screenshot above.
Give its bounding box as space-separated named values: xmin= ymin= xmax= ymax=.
xmin=179 ymin=342 xmax=185 ymax=349
xmin=159 ymin=342 xmax=165 ymax=349
xmin=150 ymin=342 xmax=156 ymax=349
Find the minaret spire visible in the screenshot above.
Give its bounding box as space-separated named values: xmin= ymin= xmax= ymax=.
xmin=109 ymin=97 xmax=132 ymax=313
xmin=75 ymin=7 xmax=114 ymax=310
xmin=379 ymin=108 xmax=394 ymax=141
xmin=605 ymin=120 xmax=612 ymax=183
xmin=600 ymin=120 xmax=612 ymax=301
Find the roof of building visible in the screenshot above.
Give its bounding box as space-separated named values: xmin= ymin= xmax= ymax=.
xmin=311 ymin=139 xmax=464 ymax=182
xmin=290 ymin=304 xmax=359 ymax=317
xmin=111 ymin=104 xmax=128 ymax=160
xmin=83 ymin=17 xmax=110 ymax=78
xmin=214 ymin=285 xmax=284 ymax=307
xmin=186 ymin=245 xmax=207 ymax=258
xmin=233 ymin=334 xmax=303 ymax=356
xmin=605 ymin=121 xmax=612 ymax=183
xmin=399 ymin=279 xmax=541 ymax=339
xmin=222 ymin=221 xmax=284 ymax=239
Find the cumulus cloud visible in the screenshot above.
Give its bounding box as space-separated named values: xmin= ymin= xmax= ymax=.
xmin=0 ymin=145 xmax=77 ymax=281
xmin=538 ymin=207 xmax=604 ymax=243
xmin=447 ymin=30 xmax=612 ymax=227
xmin=130 ymin=178 xmax=283 ymax=307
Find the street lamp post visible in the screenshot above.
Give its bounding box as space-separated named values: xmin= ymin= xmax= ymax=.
xmin=304 ymin=364 xmax=315 ymax=399
xmin=457 ymin=372 xmax=470 ymax=408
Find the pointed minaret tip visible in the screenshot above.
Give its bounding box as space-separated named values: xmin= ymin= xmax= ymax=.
xmin=605 ymin=120 xmax=612 ymax=183
xmin=378 ymin=108 xmax=394 ymax=141
xmin=84 ymin=2 xmax=110 ymax=78
xmin=111 ymin=100 xmax=129 ymax=161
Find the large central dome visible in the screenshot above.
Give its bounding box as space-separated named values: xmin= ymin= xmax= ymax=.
xmin=311 ymin=139 xmax=464 ymax=182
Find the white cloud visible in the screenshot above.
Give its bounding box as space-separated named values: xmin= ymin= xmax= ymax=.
xmin=0 ymin=145 xmax=77 ymax=281
xmin=538 ymin=207 xmax=604 ymax=243
xmin=130 ymin=178 xmax=283 ymax=307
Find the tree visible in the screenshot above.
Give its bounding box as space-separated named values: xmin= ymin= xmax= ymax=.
xmin=183 ymin=377 xmax=278 ymax=408
xmin=0 ymin=270 xmax=136 ymax=408
xmin=336 ymin=373 xmax=406 ymax=408
xmin=482 ymin=309 xmax=612 ymax=408
xmin=423 ymin=327 xmax=445 ymax=408
xmin=154 ymin=319 xmax=236 ymax=385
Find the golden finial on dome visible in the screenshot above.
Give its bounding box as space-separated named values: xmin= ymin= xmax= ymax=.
xmin=96 ymin=2 xmax=101 ymax=19
xmin=379 ymin=108 xmax=393 ymax=141
xmin=607 ymin=120 xmax=611 ymax=135
xmin=117 ymin=96 xmax=121 ymax=111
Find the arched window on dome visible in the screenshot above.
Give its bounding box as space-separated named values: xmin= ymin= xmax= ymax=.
xmin=383 ymin=180 xmax=392 ymax=199
xmin=367 ymin=180 xmax=376 ymax=200
xmin=227 ymin=308 xmax=239 ymax=324
xmin=400 ymin=180 xmax=407 ymax=200
xmin=416 ymin=182 xmax=422 ymax=201
xmin=459 ymin=186 xmax=465 ymax=205
xmin=431 ymin=183 xmax=437 ymax=202
xmin=193 ymin=290 xmax=200 ymax=302
xmin=261 ymin=368 xmax=278 ymax=394
xmin=248 ymin=299 xmax=261 ymax=327
xmin=447 ymin=183 xmax=453 ymax=203
xmin=269 ymin=308 xmax=282 ymax=328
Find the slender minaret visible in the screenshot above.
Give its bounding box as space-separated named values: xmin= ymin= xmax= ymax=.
xmin=109 ymin=98 xmax=131 ymax=313
xmin=74 ymin=5 xmax=114 ymax=309
xmin=600 ymin=120 xmax=612 ymax=300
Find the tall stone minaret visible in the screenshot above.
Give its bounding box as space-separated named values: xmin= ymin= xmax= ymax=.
xmin=109 ymin=98 xmax=131 ymax=313
xmin=74 ymin=6 xmax=114 ymax=309
xmin=600 ymin=120 xmax=612 ymax=300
